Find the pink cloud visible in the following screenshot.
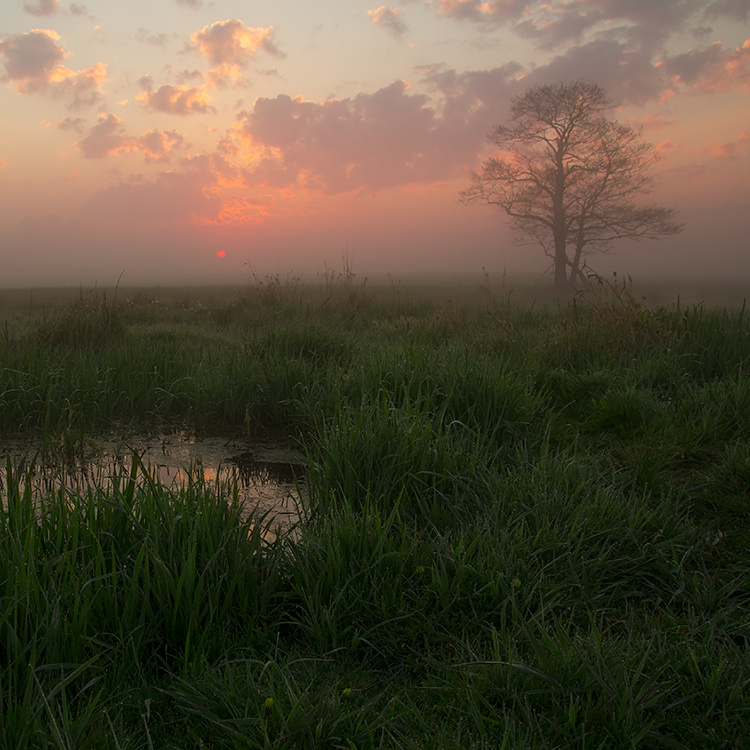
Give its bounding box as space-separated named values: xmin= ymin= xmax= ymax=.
xmin=191 ymin=197 xmax=271 ymax=227
xmin=179 ymin=151 xmax=250 ymax=189
xmin=82 ymin=152 xmax=253 ymax=227
xmin=84 ymin=172 xmax=221 ymax=226
xmin=77 ymin=113 xmax=131 ymax=158
xmin=190 ymin=19 xmax=283 ymax=66
xmin=139 ymin=129 xmax=187 ymax=162
xmin=660 ymin=39 xmax=750 ymax=94
xmin=0 ymin=29 xmax=66 ymax=85
xmin=235 ymin=84 xmax=440 ymax=192
xmin=655 ymin=139 xmax=680 ymax=155
xmin=0 ymin=29 xmax=106 ymax=108
xmin=710 ymin=130 xmax=750 ymax=158
xmin=226 ymin=69 xmax=519 ymax=194
xmin=368 ymin=6 xmax=408 ymax=38
xmin=55 ymin=61 xmax=108 ymax=109
xmin=136 ymin=83 xmax=214 ymax=115
xmin=77 ymin=114 xmax=185 ymax=162
xmin=188 ymin=19 xmax=284 ymax=88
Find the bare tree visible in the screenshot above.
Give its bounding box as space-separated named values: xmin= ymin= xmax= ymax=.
xmin=460 ymin=80 xmax=683 ymax=290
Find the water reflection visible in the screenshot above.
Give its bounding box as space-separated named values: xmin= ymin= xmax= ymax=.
xmin=0 ymin=433 xmax=307 ymax=536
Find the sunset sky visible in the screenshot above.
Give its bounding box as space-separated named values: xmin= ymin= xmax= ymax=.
xmin=1 ymin=0 xmax=748 ymax=288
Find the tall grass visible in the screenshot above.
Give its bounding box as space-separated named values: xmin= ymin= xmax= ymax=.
xmin=0 ymin=281 xmax=748 ymax=747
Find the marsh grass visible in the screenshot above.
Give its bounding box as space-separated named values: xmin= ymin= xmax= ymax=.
xmin=0 ymin=278 xmax=748 ymax=747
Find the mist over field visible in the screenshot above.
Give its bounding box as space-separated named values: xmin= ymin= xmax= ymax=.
xmin=2 ymin=203 xmax=749 ymax=292
xmin=1 ymin=1 xmax=748 ymax=291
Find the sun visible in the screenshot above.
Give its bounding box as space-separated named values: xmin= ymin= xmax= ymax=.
xmin=217 ymin=250 xmax=226 ymax=258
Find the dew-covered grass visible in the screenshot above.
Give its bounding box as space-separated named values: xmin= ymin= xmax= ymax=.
xmin=0 ymin=276 xmax=748 ymax=748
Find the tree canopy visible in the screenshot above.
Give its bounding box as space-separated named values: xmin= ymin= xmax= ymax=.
xmin=461 ymin=80 xmax=683 ymax=290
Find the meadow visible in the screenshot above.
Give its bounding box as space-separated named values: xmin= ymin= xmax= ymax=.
xmin=0 ymin=271 xmax=749 ymax=749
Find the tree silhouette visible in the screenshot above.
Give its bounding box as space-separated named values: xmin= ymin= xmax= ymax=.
xmin=461 ymin=80 xmax=683 ymax=290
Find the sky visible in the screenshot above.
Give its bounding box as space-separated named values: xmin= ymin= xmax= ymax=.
xmin=0 ymin=0 xmax=749 ymax=288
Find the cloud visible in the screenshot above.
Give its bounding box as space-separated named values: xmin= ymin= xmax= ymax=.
xmin=496 ymin=21 xmax=749 ymax=106
xmin=52 ymin=115 xmax=87 ymax=133
xmin=84 ymin=172 xmax=220 ymax=226
xmin=233 ymin=83 xmax=440 ymax=192
xmin=191 ymin=197 xmax=270 ymax=227
xmin=136 ymin=83 xmax=215 ymax=115
xmin=0 ymin=29 xmax=106 ymax=108
xmin=188 ymin=19 xmax=284 ymax=88
xmin=655 ymin=139 xmax=681 ymax=155
xmin=138 ymin=129 xmax=187 ymax=162
xmin=77 ymin=113 xmax=185 ymax=162
xmin=76 ymin=113 xmax=128 ymax=158
xmin=437 ymin=1 xmax=721 ymax=50
xmin=176 ymin=0 xmax=202 ymax=7
xmin=69 ymin=4 xmax=88 ymax=16
xmin=82 ymin=152 xmax=255 ymax=227
xmin=522 ymin=38 xmax=666 ymax=105
xmin=176 ymin=69 xmax=204 ymax=84
xmin=23 ymin=0 xmax=61 ymax=16
xmin=589 ymin=0 xmax=704 ymax=33
xmin=181 ymin=152 xmax=249 ymax=189
xmin=190 ymin=19 xmax=283 ymax=66
xmin=224 ymin=68 xmax=521 ymax=194
xmin=660 ymin=39 xmax=750 ymax=94
xmin=136 ymin=28 xmax=169 ymax=46
xmin=368 ymin=6 xmax=408 ymax=38
xmin=56 ymin=61 xmax=108 ymax=109
xmin=704 ymin=0 xmax=750 ymax=22
xmin=514 ymin=4 xmax=608 ymax=49
xmin=710 ymin=130 xmax=750 ymax=158
xmin=437 ymin=0 xmax=528 ymax=24
xmin=0 ymin=29 xmax=66 ymax=84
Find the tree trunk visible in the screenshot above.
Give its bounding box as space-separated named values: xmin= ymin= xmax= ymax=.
xmin=554 ymin=240 xmax=568 ymax=290
xmin=569 ymin=228 xmax=587 ymax=288
xmin=552 ymin=206 xmax=569 ymax=290
xmin=553 ymin=149 xmax=569 ymax=290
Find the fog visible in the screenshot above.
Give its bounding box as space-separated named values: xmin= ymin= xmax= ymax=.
xmin=2 ymin=184 xmax=748 ymax=297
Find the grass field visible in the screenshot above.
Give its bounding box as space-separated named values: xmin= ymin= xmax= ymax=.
xmin=0 ymin=273 xmax=749 ymax=748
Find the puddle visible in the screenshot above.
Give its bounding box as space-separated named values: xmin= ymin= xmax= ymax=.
xmin=0 ymin=433 xmax=307 ymax=537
